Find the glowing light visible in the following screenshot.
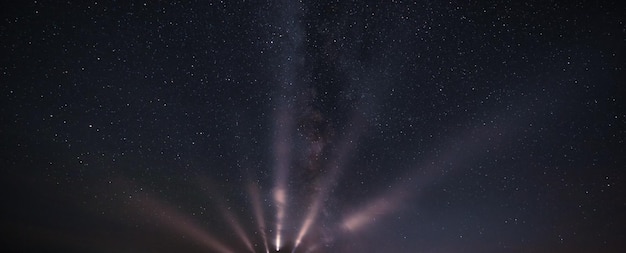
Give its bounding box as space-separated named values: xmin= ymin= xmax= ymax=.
xmin=294 ymin=198 xmax=319 ymax=247
xmin=196 ymin=176 xmax=254 ymax=252
xmin=219 ymin=205 xmax=254 ymax=252
xmin=248 ymin=183 xmax=270 ymax=253
xmin=342 ymin=194 xmax=398 ymax=232
xmin=272 ymin=105 xmax=294 ymax=252
xmin=339 ymin=121 xmax=520 ymax=234
xmin=274 ymin=186 xmax=287 ymax=251
xmin=294 ymin=114 xmax=366 ymax=246
xmin=138 ymin=196 xmax=235 ymax=253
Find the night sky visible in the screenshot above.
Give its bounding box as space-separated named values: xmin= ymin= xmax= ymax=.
xmin=1 ymin=1 xmax=625 ymax=253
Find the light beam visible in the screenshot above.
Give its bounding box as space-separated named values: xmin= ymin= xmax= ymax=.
xmin=294 ymin=113 xmax=367 ymax=245
xmin=270 ymin=1 xmax=305 ymax=249
xmin=339 ymin=118 xmax=525 ymax=234
xmin=196 ymin=177 xmax=255 ymax=252
xmin=248 ymin=182 xmax=270 ymax=253
xmin=219 ymin=205 xmax=255 ymax=252
xmin=272 ymin=109 xmax=293 ymax=251
xmin=139 ymin=195 xmax=235 ymax=253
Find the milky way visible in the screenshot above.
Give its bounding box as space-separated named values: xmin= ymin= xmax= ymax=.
xmin=1 ymin=1 xmax=625 ymax=253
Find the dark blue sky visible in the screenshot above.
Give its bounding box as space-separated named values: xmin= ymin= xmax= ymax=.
xmin=1 ymin=1 xmax=624 ymax=252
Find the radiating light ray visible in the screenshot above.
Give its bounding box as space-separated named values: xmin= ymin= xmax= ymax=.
xmin=294 ymin=113 xmax=367 ymax=246
xmin=139 ymin=195 xmax=235 ymax=253
xmin=271 ymin=68 xmax=295 ymax=252
xmin=248 ymin=182 xmax=270 ymax=253
xmin=273 ymin=183 xmax=288 ymax=251
xmin=273 ymin=138 xmax=290 ymax=252
xmin=293 ymin=193 xmax=322 ymax=248
xmin=195 ymin=177 xmax=254 ymax=252
xmin=339 ymin=118 xmax=527 ymax=234
xmin=271 ymin=84 xmax=297 ymax=252
xmin=269 ymin=1 xmax=306 ymax=250
xmin=218 ymin=205 xmax=255 ymax=252
xmin=341 ymin=185 xmax=408 ymax=232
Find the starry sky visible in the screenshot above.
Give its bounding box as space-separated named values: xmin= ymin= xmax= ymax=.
xmin=1 ymin=1 xmax=625 ymax=253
